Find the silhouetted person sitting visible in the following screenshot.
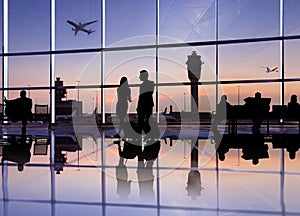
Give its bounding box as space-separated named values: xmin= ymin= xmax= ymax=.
xmin=287 ymin=94 xmax=300 ymax=118
xmin=244 ymin=92 xmax=270 ymax=133
xmin=5 ymin=90 xmax=33 ymax=134
xmin=212 ymin=95 xmax=231 ymax=132
xmin=137 ymin=70 xmax=154 ymax=137
xmin=241 ymin=134 xmax=269 ymax=165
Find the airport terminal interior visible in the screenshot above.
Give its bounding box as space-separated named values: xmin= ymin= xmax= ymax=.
xmin=1 ymin=0 xmax=300 ymax=215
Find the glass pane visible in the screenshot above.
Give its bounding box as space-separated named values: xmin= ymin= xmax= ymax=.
xmin=55 ymin=0 xmax=101 ymax=50
xmin=8 ymin=0 xmax=50 ymax=52
xmin=68 ymin=88 xmax=99 ymax=114
xmin=219 ymin=42 xmax=280 ymax=81
xmin=56 ymin=167 xmax=102 ymax=202
xmin=219 ymin=173 xmax=281 ymax=211
xmin=0 ymin=0 xmax=2 ymax=53
xmin=8 ymin=56 xmax=50 ymax=87
xmin=104 ymin=49 xmax=156 ymax=85
xmin=6 ymin=89 xmax=50 ymax=107
xmin=55 ymin=53 xmax=101 ymax=86
xmin=159 ymin=46 xmax=216 ymax=83
xmin=105 ymin=0 xmax=156 ymax=47
xmin=160 ymin=170 xmax=217 ymax=206
xmin=56 ymin=204 xmax=103 ymax=216
xmin=160 ymin=0 xmax=216 ymax=44
xmin=8 ymin=202 xmax=51 ymax=216
xmin=8 ymin=166 xmax=50 ymax=199
xmin=219 ymin=0 xmax=280 ymax=40
xmin=285 ymin=40 xmax=300 ymax=78
xmin=286 ymin=175 xmax=300 ymax=212
xmin=104 ymin=87 xmax=139 ymax=115
xmin=284 ymin=0 xmax=300 ymax=36
xmin=219 ymin=83 xmax=280 ymax=109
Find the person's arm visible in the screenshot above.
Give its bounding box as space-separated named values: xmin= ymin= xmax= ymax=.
xmin=128 ymin=88 xmax=132 ymax=102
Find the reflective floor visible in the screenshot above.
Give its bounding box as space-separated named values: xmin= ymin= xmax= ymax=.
xmin=1 ymin=122 xmax=300 ymax=216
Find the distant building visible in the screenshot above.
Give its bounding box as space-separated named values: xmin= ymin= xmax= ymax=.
xmin=55 ymin=77 xmax=82 ymax=116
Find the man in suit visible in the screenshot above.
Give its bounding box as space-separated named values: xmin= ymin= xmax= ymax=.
xmin=5 ymin=90 xmax=32 ymax=134
xmin=136 ymin=70 xmax=154 ymax=136
xmin=18 ymin=90 xmax=33 ymax=134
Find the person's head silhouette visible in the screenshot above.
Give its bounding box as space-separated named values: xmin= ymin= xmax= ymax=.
xmin=18 ymin=164 xmax=24 ymax=172
xmin=139 ymin=70 xmax=149 ymax=81
xmin=20 ymin=90 xmax=26 ymax=98
xmin=291 ymin=94 xmax=297 ymax=103
xmin=120 ymin=76 xmax=128 ymax=86
xmin=255 ymin=92 xmax=261 ymax=99
xmin=220 ymin=95 xmax=227 ymax=101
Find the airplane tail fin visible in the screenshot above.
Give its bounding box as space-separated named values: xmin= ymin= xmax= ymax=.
xmin=88 ymin=29 xmax=95 ymax=35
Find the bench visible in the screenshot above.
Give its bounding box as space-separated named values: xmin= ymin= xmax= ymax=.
xmin=0 ymin=103 xmax=50 ymax=125
xmin=214 ymin=104 xmax=300 ymax=134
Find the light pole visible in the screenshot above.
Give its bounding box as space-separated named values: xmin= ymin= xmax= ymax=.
xmin=184 ymin=92 xmax=186 ymax=112
xmin=92 ymin=97 xmax=95 ymax=113
xmin=76 ymin=150 xmax=80 ymax=171
xmin=237 ymin=86 xmax=240 ymax=106
xmin=27 ymin=84 xmax=31 ymax=98
xmin=76 ymin=80 xmax=80 ymax=101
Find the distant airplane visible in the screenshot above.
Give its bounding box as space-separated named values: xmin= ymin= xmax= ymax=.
xmin=260 ymin=66 xmax=279 ymax=73
xmin=66 ymin=20 xmax=98 ymax=35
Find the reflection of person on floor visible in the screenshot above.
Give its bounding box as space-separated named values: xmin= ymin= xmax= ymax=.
xmin=116 ymin=77 xmax=132 ymax=137
xmin=286 ymin=136 xmax=299 ymax=160
xmin=137 ymin=160 xmax=155 ymax=201
xmin=186 ymin=170 xmax=204 ymax=200
xmin=115 ymin=157 xmax=131 ymax=200
xmin=5 ymin=90 xmax=33 ymax=134
xmin=137 ymin=70 xmax=154 ymax=136
xmin=1 ymin=135 xmax=32 ymax=171
xmin=137 ymin=140 xmax=160 ymax=201
xmin=241 ymin=134 xmax=269 ymax=165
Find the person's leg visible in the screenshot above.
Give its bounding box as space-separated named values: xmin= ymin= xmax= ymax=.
xmin=137 ymin=111 xmax=145 ymax=135
xmin=143 ymin=109 xmax=152 ymax=135
xmin=22 ymin=119 xmax=27 ymax=135
xmin=118 ymin=115 xmax=125 ymax=135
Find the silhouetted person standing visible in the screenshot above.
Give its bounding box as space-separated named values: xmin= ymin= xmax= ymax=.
xmin=212 ymin=95 xmax=231 ymax=132
xmin=137 ymin=70 xmax=154 ymax=136
xmin=116 ymin=77 xmax=132 ymax=136
xmin=5 ymin=90 xmax=32 ymax=134
xmin=287 ymin=94 xmax=300 ymax=118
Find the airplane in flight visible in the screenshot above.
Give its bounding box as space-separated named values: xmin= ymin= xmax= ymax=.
xmin=66 ymin=20 xmax=98 ymax=35
xmin=260 ymin=66 xmax=279 ymax=73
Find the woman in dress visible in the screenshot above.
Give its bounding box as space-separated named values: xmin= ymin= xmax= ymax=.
xmin=116 ymin=77 xmax=132 ymax=136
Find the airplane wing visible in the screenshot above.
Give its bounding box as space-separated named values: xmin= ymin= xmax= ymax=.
xmin=66 ymin=20 xmax=78 ymax=28
xmin=81 ymin=20 xmax=98 ymax=27
xmin=271 ymin=67 xmax=278 ymax=71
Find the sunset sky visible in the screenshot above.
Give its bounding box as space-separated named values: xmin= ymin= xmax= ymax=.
xmin=2 ymin=0 xmax=300 ymax=113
